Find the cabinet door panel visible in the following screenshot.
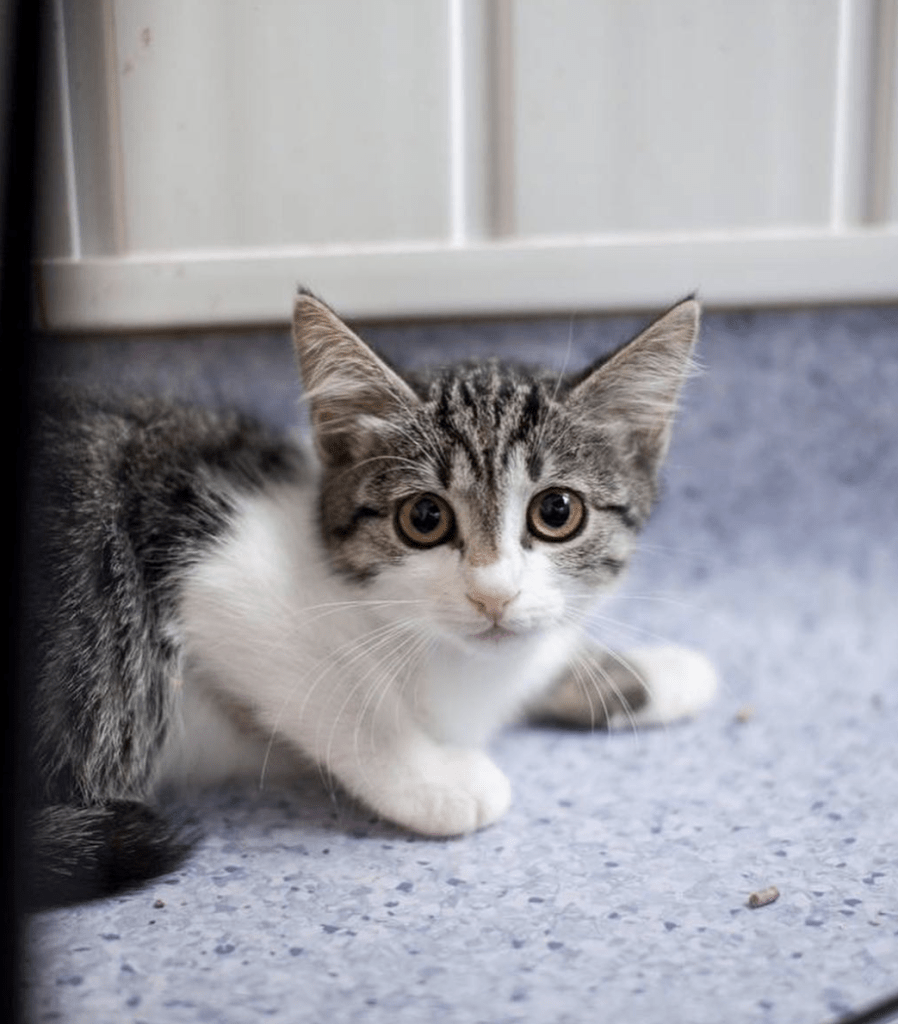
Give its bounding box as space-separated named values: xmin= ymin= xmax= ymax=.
xmin=511 ymin=0 xmax=839 ymax=235
xmin=112 ymin=0 xmax=451 ymax=250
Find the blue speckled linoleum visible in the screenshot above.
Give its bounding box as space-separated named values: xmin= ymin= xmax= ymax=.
xmin=23 ymin=305 xmax=898 ymax=1024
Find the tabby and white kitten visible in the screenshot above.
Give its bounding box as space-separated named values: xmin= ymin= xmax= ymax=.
xmin=24 ymin=290 xmax=715 ymax=907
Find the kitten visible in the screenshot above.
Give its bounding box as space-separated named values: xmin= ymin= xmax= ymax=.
xmin=22 ymin=290 xmax=716 ymax=908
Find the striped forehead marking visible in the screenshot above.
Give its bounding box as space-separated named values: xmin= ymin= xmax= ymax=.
xmin=447 ymin=441 xmax=538 ymax=569
xmin=432 ymin=370 xmax=547 ymax=491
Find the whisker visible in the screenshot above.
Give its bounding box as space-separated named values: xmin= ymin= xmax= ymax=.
xmin=569 ymin=630 xmax=643 ymax=737
xmin=560 ymin=610 xmax=654 ymax=739
xmin=257 ymin=615 xmax=422 ymax=789
xmin=595 ymin=649 xmax=646 ymax=737
xmin=583 ymin=609 xmax=692 ymax=650
xmin=314 ymin=616 xmax=424 ymax=767
xmin=318 ymin=619 xmax=434 ymax=808
xmin=565 ymin=651 xmax=606 ymax=730
xmin=630 ymin=539 xmax=713 ymax=560
xmin=352 ymin=628 xmax=433 ymax=772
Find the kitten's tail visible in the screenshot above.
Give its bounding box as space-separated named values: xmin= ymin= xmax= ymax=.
xmin=26 ymin=801 xmax=196 ymax=910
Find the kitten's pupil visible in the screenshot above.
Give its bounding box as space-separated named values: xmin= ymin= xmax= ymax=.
xmin=412 ymin=497 xmax=442 ymax=535
xmin=540 ymin=492 xmax=570 ymax=529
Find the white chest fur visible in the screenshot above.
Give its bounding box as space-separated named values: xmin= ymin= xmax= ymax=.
xmin=416 ymin=628 xmax=580 ymax=747
xmin=160 ymin=482 xmax=581 ymax=836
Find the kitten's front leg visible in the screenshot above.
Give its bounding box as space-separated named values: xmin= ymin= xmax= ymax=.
xmin=532 ymin=643 xmax=717 ymax=730
xmin=323 ymin=719 xmax=511 ymax=838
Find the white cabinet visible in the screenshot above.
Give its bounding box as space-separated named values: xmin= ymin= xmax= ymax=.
xmin=37 ymin=0 xmax=898 ymax=330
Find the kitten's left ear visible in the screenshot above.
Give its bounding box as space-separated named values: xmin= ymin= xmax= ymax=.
xmin=292 ymin=290 xmax=420 ymax=466
xmin=566 ymin=297 xmax=700 ymax=473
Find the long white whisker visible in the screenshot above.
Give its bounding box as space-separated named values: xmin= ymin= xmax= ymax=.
xmin=353 ymin=629 xmax=433 ymax=773
xmin=584 ymin=609 xmax=690 ymax=649
xmin=560 ymin=610 xmax=652 ymax=738
xmin=630 ymin=540 xmax=712 ymax=560
xmin=565 ymin=651 xmax=605 ymax=730
xmin=320 ymin=619 xmax=427 ymax=788
xmin=313 ymin=617 xmax=420 ymax=754
xmin=593 ymin=642 xmax=658 ymax=732
xmin=591 ymin=647 xmax=644 ymax=737
xmin=565 ymin=630 xmax=634 ymax=737
xmin=257 ymin=614 xmax=424 ymax=788
xmin=311 ymin=617 xmax=424 ymax=803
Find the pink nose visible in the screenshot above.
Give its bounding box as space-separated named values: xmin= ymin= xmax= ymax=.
xmin=466 ymin=591 xmax=518 ymax=624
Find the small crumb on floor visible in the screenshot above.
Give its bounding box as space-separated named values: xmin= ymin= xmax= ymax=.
xmin=747 ymin=886 xmax=779 ymax=908
xmin=735 ymin=705 xmax=754 ymax=723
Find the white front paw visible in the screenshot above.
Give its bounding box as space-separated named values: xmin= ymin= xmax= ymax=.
xmin=373 ymin=748 xmax=512 ymax=838
xmin=609 ymin=645 xmax=718 ymax=728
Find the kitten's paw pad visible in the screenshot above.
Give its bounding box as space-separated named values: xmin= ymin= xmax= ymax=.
xmin=385 ymin=749 xmax=511 ymax=838
xmin=609 ymin=645 xmax=717 ymax=728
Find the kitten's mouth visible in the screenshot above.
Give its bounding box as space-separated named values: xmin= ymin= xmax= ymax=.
xmin=473 ymin=624 xmax=522 ymax=643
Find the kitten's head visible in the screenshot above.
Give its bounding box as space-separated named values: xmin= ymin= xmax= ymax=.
xmin=292 ymin=290 xmax=698 ymax=651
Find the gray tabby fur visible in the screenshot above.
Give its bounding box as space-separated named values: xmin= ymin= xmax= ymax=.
xmin=22 ymin=289 xmax=714 ymax=908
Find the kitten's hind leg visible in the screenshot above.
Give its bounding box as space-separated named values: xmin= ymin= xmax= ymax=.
xmin=531 ymin=644 xmax=717 ymax=730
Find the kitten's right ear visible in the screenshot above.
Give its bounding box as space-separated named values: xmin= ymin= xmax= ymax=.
xmin=292 ymin=290 xmax=420 ymax=466
xmin=565 ymin=297 xmax=700 ymax=475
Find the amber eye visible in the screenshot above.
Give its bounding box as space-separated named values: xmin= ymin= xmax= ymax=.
xmin=527 ymin=489 xmax=585 ymax=542
xmin=396 ymin=493 xmax=455 ymax=548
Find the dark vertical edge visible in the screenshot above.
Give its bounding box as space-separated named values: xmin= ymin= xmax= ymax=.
xmin=1 ymin=0 xmax=44 ymax=1019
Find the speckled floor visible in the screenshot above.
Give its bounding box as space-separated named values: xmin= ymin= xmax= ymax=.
xmin=22 ymin=304 xmax=898 ymax=1024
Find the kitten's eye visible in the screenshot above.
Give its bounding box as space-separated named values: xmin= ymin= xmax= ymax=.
xmin=527 ymin=489 xmax=585 ymax=542
xmin=396 ymin=493 xmax=455 ymax=548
